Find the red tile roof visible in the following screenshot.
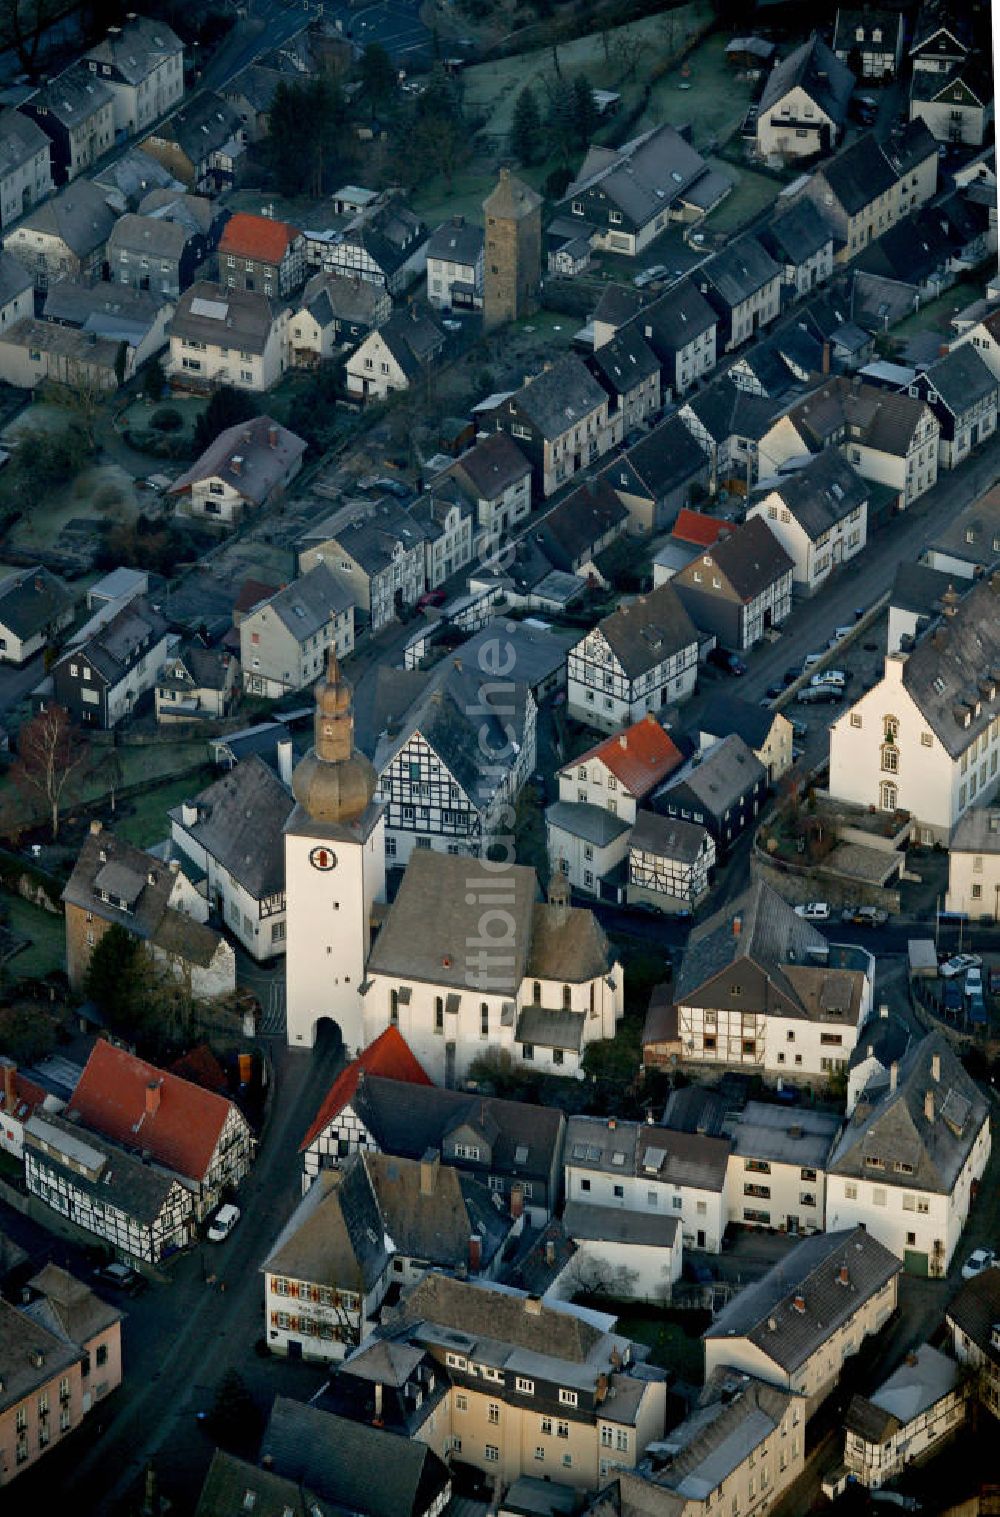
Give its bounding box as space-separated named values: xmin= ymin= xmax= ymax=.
xmin=234 ymin=578 xmax=279 ymax=616
xmin=567 ymin=714 xmax=684 ymax=800
xmin=0 ymin=1069 xmax=47 ymax=1122
xmin=219 ymin=212 xmax=300 ymax=265
xmin=672 ymin=509 xmax=735 ymax=548
xmin=300 ymin=1028 xmax=431 ymax=1151
xmin=169 ymin=1043 xmax=228 ymax=1094
xmin=67 ymin=1041 xmax=237 ymax=1184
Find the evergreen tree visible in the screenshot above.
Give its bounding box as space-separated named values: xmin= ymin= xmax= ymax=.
xmin=193 ymin=386 xmax=259 ymax=453
xmin=546 ymin=79 xmax=577 ymax=165
xmin=359 ymin=42 xmax=397 ymax=116
xmin=510 ymin=85 xmax=542 ymax=165
xmin=571 ymin=74 xmax=598 ymax=150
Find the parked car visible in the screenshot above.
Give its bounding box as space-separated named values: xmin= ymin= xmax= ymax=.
xmin=961 ymin=1246 xmax=997 ymax=1282
xmin=765 ymin=682 xmax=784 ymax=699
xmin=416 ymin=588 xmax=446 ymax=610
xmin=207 ymin=1203 xmax=241 ymax=1243
xmin=989 ymin=967 xmax=1000 ymax=995
xmin=810 ymin=670 xmax=847 ymax=689
xmin=802 ymin=653 xmax=824 ymax=671
xmin=941 ymin=980 xmax=963 ymax=1013
xmin=841 ymin=906 xmax=889 ymax=927
xmin=797 ymin=684 xmax=842 ymax=705
xmin=795 ymin=901 xmax=831 ymax=921
xmin=939 ymin=953 xmax=982 ymax=978
xmin=706 ymin=647 xmax=746 ymax=676
xmin=93 ymin=1262 xmax=144 ymax=1295
xmin=964 ymin=965 xmax=983 ymax=996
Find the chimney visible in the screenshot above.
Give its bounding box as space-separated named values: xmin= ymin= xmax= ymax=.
xmin=524 ymin=1294 xmax=542 ymax=1316
xmin=510 ymin=1184 xmax=524 ymax=1220
xmin=890 ymin=1061 xmax=898 ymax=1093
xmin=90 ymin=819 xmax=103 ymax=836
xmin=277 ymin=738 xmax=293 ymax=788
xmin=608 ymin=1118 xmax=617 ymax=1131
xmin=1 ymin=1060 xmax=15 ymax=1112
xmin=145 ymin=1081 xmax=161 ymax=1116
xmin=181 ymin=800 xmax=198 ymax=827
xmin=34 ymin=575 xmax=43 ymax=592
xmin=792 ymin=1294 xmax=806 ymax=1314
xmin=453 ymin=657 xmax=462 ymax=672
xmin=925 ymin=1090 xmax=935 ymax=1123
xmin=837 ymin=1264 xmax=850 ymax=1287
xmin=267 ymin=423 xmax=279 ymax=448
xmin=420 ymin=1148 xmax=439 ymax=1196
xmin=879 ymin=1002 xmax=889 ymax=1019
xmin=544 ymin=1239 xmax=556 ymax=1268
xmin=373 ymin=1381 xmax=383 ymax=1420
xmin=732 ymin=913 xmax=742 ymax=938
xmin=230 ymin=455 xmax=242 ymax=476
xmin=618 ymin=733 xmax=628 ymax=748
xmin=821 ymin=340 xmax=831 ymax=375
xmin=468 ymin=1234 xmax=482 ymax=1273
xmin=931 ymin=1052 xmax=941 ymax=1083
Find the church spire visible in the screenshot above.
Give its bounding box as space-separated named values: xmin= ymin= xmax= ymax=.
xmin=290 ymin=640 xmax=376 ymax=823
xmin=314 ymin=642 xmax=354 ymax=764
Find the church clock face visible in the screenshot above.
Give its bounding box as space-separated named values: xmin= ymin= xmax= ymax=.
xmin=309 ymin=846 xmax=337 ymax=871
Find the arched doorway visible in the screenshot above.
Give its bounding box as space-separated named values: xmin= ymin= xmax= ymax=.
xmin=312 ymin=1016 xmax=343 ymax=1057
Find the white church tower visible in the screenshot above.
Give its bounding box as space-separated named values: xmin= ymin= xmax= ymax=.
xmin=284 ymin=647 xmax=385 ymax=1051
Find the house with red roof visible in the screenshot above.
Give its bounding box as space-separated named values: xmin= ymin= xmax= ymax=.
xmin=219 ymin=212 xmax=306 ymax=299
xmin=0 ymin=1058 xmax=48 ymax=1161
xmin=546 ymin=713 xmax=685 ymax=897
xmin=300 ymin=1027 xmax=431 ymax=1192
xmin=671 ymin=508 xmax=736 ymax=549
xmin=67 ymin=1041 xmax=254 ymax=1220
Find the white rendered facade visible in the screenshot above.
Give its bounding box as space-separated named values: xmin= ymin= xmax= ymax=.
xmin=566 ymin=624 xmax=698 ymax=731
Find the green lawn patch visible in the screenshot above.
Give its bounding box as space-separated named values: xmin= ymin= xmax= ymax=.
xmin=703 ymin=160 xmax=783 ymax=234
xmin=887 ymin=274 xmax=988 ymax=341
xmin=573 ymin=1296 xmax=710 ymax=1378
xmin=112 ymin=765 xmax=216 ymax=850
xmin=0 ymin=891 xmax=65 ymax=981
xmin=636 ymin=30 xmax=757 ymax=150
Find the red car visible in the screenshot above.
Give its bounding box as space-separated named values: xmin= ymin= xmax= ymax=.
xmin=417 ymin=589 xmax=446 ymax=610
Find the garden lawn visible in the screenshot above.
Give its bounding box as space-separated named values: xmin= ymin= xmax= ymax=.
xmin=888 ymin=274 xmax=988 ymax=341
xmin=636 ymin=29 xmax=761 ymax=150
xmin=112 ymin=765 xmax=216 ymax=849
xmin=703 ymin=160 xmax=783 ymax=234
xmin=0 ymin=891 xmax=65 ymax=980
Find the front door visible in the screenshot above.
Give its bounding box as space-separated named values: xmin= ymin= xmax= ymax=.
xmin=787 ymin=1215 xmax=799 ymax=1236
xmin=697 ymin=1229 xmax=706 ymax=1249
xmin=287 ymin=1339 xmax=302 ymax=1360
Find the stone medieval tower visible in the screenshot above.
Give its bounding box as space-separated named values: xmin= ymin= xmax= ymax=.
xmin=483 ymin=167 xmax=543 ymax=331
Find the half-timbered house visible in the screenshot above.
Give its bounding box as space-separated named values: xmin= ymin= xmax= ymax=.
xmin=627 ymin=811 xmax=715 ymax=912
xmin=566 ymin=582 xmax=698 ymax=730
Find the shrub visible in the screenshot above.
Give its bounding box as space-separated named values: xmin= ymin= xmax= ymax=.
xmin=150 ymin=407 xmax=184 ymax=433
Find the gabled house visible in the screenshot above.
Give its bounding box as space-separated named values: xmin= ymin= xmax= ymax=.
xmin=909 ymin=345 xmax=999 ymax=469
xmin=827 ymin=572 xmax=1000 ymax=841
xmin=107 ymin=207 xmax=208 ymax=297
xmin=435 ymin=429 xmax=532 ymax=553
xmin=759 ymin=196 xmax=836 ymax=297
xmin=728 ymin=326 xmax=824 ymax=401
xmin=489 ymin=354 xmax=620 ymax=497
xmin=169 ymin=755 xmax=293 ymax=960
xmin=346 ymin=306 xmax=445 ymax=402
xmin=366 ymin=652 xmax=535 ymax=864
xmin=289 ymin=271 xmax=391 ymax=364
xmin=547 ymin=714 xmax=684 ymax=895
xmin=602 ymin=413 xmax=711 ymax=534
xmin=561 ymin=122 xmax=731 ymax=256
xmin=301 ymin=1065 xmax=566 ymax=1222
xmin=672 ymin=516 xmax=794 ymax=652
xmin=408 ymin=489 xmax=474 ymax=588
xmin=298 ymin=499 xmax=427 ymax=633
xmin=155 ymin=643 xmax=238 ymax=723
xmin=92 ymin=145 xmax=181 ymax=210
xmin=825 ymin=1033 xmax=991 ymax=1275
xmin=677 ymin=381 xmax=777 ymax=495
xmin=3 ymin=176 xmax=115 ymax=289
xmin=833 ymin=8 xmax=905 ymax=78
xmin=844 ymin=1343 xmax=966 ymax=1487
xmin=262 ymin=1149 xmax=513 ymax=1362
xmin=315 ymin=200 xmax=427 ymax=294
xmin=627 ymin=810 xmax=715 ymax=914
xmin=299 ymin=1027 xmax=431 ymax=1180
xmin=0 ymin=107 xmax=53 ymax=230
xmin=167 ymin=281 xmax=287 ymax=392
xmin=671 ymin=878 xmax=873 ymax=1079
xmin=537 ymin=476 xmax=629 ymax=576
xmin=50 ymin=595 xmax=169 ymax=728
xmin=909 ymin=3 xmax=970 ymax=75
xmin=66 ymin=1039 xmax=254 ymax=1220
xmin=698 ymin=695 xmax=794 ymax=784
xmin=756 ymin=33 xmax=855 ymax=161
xmin=0 ymin=314 xmax=130 ymax=390
xmin=41 ymin=278 xmax=171 ymax=366
xmin=951 ymin=303 xmax=1000 ymax=381
xmin=19 ymin=65 xmax=114 ymax=185
xmin=239 ymin=563 xmax=355 ymax=698
xmin=947 ymin=1268 xmax=1000 ymax=1423
xmin=944 ymin=802 xmax=1000 ymax=921
xmin=585 ymin=323 xmax=661 ymax=433
xmin=564 ymin=1113 xmax=731 ymax=1253
xmin=140 ymin=92 xmax=243 ymax=194
xmin=728 ymin=1101 xmax=842 ymax=1236
xmin=655 ymin=734 xmax=768 ymax=851
xmin=219 ymin=211 xmax=305 ymax=299
xmin=82 ymin=15 xmax=184 ymax=138
xmin=566 ymin=582 xmax=699 ymax=730
xmin=697 ymin=234 xmax=783 ymax=353
xmin=747 ymin=448 xmax=869 ymax=591
xmin=627 ymin=275 xmax=719 ymax=395
xmin=62 ymin=820 xmax=235 ymax=998
xmin=910 ymin=62 xmax=993 ymax=147
xmin=0 ymin=565 xmax=73 ymax=664
xmin=426 ymin=214 xmax=483 ymax=310
xmin=0 ymin=249 xmax=34 ymax=332
xmin=799 ymin=121 xmax=938 ymax=262
xmin=168 ymin=415 xmax=307 ymax=527
xmin=758 ymin=376 xmax=939 ymax=509
xmin=703 ymin=1227 xmax=901 ymax=1417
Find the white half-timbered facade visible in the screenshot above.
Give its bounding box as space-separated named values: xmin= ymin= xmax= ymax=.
xmin=627 ymin=811 xmax=715 ymax=911
xmin=566 ymin=585 xmax=699 ymax=731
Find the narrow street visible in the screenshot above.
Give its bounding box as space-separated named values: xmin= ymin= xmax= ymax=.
xmin=5 ymin=1036 xmax=344 ymax=1517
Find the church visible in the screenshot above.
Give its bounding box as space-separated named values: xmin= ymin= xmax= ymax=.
xmin=284 ymin=649 xmax=624 ymax=1079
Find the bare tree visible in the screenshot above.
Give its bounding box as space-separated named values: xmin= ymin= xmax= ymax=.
xmin=565 ymin=1249 xmax=640 ymax=1301
xmin=12 ymin=705 xmax=91 ymax=841
xmin=613 ymin=30 xmax=644 ymax=84
xmin=0 ymin=0 xmax=67 ymax=75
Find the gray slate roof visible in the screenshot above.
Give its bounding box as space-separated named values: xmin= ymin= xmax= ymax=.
xmin=445 ymin=429 xmax=531 ymax=501
xmin=0 ymin=248 xmax=32 ymax=307
xmin=587 ymin=322 xmax=660 ymax=396
xmin=949 ymin=804 xmax=1000 ymax=856
xmin=14 ymin=176 xmax=116 ymax=257
xmin=194 ymin=1449 xmax=327 ymax=1517
xmin=0 ymin=565 xmax=72 ymax=640
xmin=22 ymin=63 xmax=113 ymax=129
xmin=703 ymin=1226 xmax=900 ymax=1371
xmin=701 ymin=235 xmax=781 ymax=310
xmin=761 ymin=449 xmax=868 ymax=541
xmin=538 ymin=476 xmax=628 ymax=571
xmin=565 ymin=1115 xmax=730 ymax=1192
xmin=169 ymin=415 xmax=307 ymax=508
xmin=612 ymin=413 xmax=710 ymax=501
xmin=889 ymin=560 xmax=955 ymax=617
xmin=108 ymin=210 xmax=189 ymax=260
xmin=698 ymin=695 xmax=785 ymax=753
xmin=170 ymin=280 xmax=276 ymax=355
xmin=634 ymin=276 xmax=719 ymax=352
xmin=828 ymin=1031 xmax=989 ymax=1194
xmin=26 ymin=1110 xmax=180 ymax=1227
xmin=0 ymin=106 xmax=49 ymax=177
xmin=152 ymin=92 xmax=241 ymax=164
xmin=694 ymin=516 xmax=794 ymax=601
xmin=682 ymin=380 xmax=778 ymax=445
xmin=731 ymin=1101 xmax=841 ymax=1169
xmin=945 ymin=1267 xmax=1000 ymax=1366
xmin=262 ymin=1395 xmax=449 ymax=1517
xmin=760 ymin=33 xmax=855 ymax=125
xmin=661 ymin=734 xmax=766 ymax=818
xmin=171 ymin=754 xmax=292 ymax=898
xmin=0 ymin=1293 xmax=81 ymax=1421
xmin=629 ymin=809 xmax=710 ymax=864
xmin=563 ymin=1201 xmax=680 ymax=1250
xmin=300 ymin=269 xmax=386 ymax=328
xmin=565 ymin=123 xmax=713 ymax=228
xmin=591 ymin=581 xmax=699 ymax=679
xmin=378 ymin=306 xmax=444 ymax=380
xmin=921 ymin=344 xmax=998 ymax=415
xmin=547 ymin=799 xmax=631 ymax=847
xmin=513 ymin=355 xmax=609 ymax=439
xmin=54 ymin=594 xmax=166 ymax=687
xmin=427 ymin=215 xmax=483 ymax=267
xmin=897 ymin=571 xmax=1000 ymax=757
xmin=673 ymin=876 xmax=831 ymax=1007
xmin=304 ymin=499 xmax=425 ymax=577
xmin=762 ymin=197 xmax=834 ymax=267
xmin=85 ymin=15 xmax=182 ymax=82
